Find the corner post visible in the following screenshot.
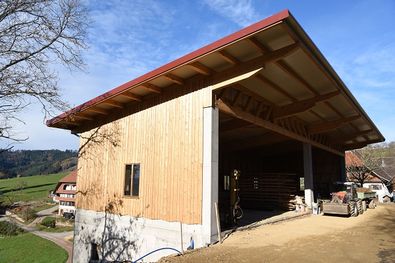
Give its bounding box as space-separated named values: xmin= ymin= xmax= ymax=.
xmin=202 ymin=106 xmax=219 ymax=244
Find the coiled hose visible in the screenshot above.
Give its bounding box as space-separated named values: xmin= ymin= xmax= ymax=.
xmin=132 ymin=247 xmax=182 ymax=263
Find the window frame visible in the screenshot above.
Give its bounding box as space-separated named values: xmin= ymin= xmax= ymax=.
xmin=123 ymin=163 xmax=141 ymax=198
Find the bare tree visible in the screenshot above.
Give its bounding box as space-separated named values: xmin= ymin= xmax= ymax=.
xmin=347 ymin=146 xmax=383 ymax=186
xmin=0 ymin=0 xmax=88 ymax=148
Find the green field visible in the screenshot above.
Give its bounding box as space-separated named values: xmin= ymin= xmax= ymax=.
xmin=0 ymin=233 xmax=68 ymax=263
xmin=0 ymin=173 xmax=66 ymax=205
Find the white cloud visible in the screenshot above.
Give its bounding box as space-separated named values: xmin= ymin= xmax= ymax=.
xmin=203 ymin=0 xmax=260 ymax=26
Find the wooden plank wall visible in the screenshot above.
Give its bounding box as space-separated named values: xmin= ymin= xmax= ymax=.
xmin=76 ymin=87 xmax=213 ymax=224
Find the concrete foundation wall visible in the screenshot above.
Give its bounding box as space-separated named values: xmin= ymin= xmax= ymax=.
xmin=73 ymin=209 xmax=206 ymax=262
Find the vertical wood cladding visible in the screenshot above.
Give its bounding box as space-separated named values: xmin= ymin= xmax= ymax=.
xmin=76 ymin=87 xmax=213 ymax=224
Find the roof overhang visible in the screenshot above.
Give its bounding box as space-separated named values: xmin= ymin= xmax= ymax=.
xmin=47 ymin=9 xmax=385 ymax=151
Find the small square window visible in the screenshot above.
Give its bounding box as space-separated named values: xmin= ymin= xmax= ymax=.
xmin=124 ymin=164 xmax=140 ymax=197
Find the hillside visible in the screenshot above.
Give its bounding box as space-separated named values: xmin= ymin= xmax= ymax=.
xmin=0 ymin=150 xmax=77 ymax=179
xmin=0 ymin=173 xmax=66 ymax=205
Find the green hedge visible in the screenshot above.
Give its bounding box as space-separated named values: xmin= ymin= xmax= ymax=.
xmin=41 ymin=217 xmax=56 ymax=228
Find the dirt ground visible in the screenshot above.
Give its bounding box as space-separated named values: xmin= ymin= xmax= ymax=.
xmin=161 ymin=204 xmax=395 ymax=263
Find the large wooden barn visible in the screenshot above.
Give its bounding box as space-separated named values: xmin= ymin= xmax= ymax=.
xmin=47 ymin=10 xmax=384 ymax=262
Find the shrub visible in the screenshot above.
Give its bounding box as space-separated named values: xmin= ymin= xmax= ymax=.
xmin=21 ymin=207 xmax=36 ymax=222
xmin=0 ymin=221 xmax=25 ymax=236
xmin=41 ymin=217 xmax=56 ymax=228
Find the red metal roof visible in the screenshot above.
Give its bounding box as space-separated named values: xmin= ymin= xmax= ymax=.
xmin=46 ymin=9 xmax=290 ymax=127
xmin=59 ymin=170 xmax=77 ymax=183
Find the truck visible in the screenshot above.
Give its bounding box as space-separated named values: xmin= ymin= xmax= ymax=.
xmin=322 ymin=182 xmax=375 ymax=217
xmin=363 ymin=182 xmax=393 ymax=203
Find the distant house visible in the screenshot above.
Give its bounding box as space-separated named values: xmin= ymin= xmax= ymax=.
xmin=54 ymin=171 xmax=77 ymax=215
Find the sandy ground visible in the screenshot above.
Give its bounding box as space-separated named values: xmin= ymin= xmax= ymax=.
xmin=161 ymin=204 xmax=395 ymax=263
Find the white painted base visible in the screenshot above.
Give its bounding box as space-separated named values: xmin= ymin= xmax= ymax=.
xmin=304 ymin=189 xmax=314 ymax=209
xmin=73 ymin=209 xmax=209 ymax=262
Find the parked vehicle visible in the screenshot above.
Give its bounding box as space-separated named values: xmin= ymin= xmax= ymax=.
xmin=363 ymin=182 xmax=393 ymax=203
xmin=63 ymin=212 xmax=75 ymax=220
xmin=322 ymin=182 xmax=374 ymax=217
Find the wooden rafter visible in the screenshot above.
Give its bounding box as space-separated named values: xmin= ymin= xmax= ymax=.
xmin=308 ymin=115 xmax=360 ymax=135
xmin=86 ymin=107 xmax=107 ymax=115
xmin=273 ymin=90 xmax=340 ymax=119
xmin=164 ymin=73 xmax=184 ymax=85
xmin=218 ymin=50 xmax=239 ymax=65
xmin=220 ymin=118 xmax=252 ymax=132
xmin=247 ymin=37 xmax=318 ymax=96
xmin=188 ymin=62 xmax=213 ymax=75
xmin=102 ymin=100 xmax=124 ymax=108
xmin=141 ymin=83 xmax=161 ymax=94
xmin=120 ymin=92 xmax=142 ymax=101
xmin=216 ymin=98 xmax=342 ymax=156
xmin=255 ymin=74 xmax=297 ymax=102
xmin=333 ymin=129 xmax=374 ymax=143
xmin=73 ymin=115 xmax=94 ymax=121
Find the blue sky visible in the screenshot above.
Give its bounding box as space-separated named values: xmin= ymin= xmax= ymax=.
xmin=4 ymin=0 xmax=395 ymax=150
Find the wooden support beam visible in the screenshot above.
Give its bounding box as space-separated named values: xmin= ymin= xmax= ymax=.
xmin=232 ymin=84 xmax=273 ymax=106
xmin=256 ymin=74 xmax=297 ymax=102
xmin=273 ymin=90 xmax=340 ymax=119
xmin=218 ymin=50 xmax=239 ymax=65
xmin=333 ymin=129 xmax=374 ymax=143
xmin=188 ymin=62 xmax=213 ymax=75
xmin=86 ymin=107 xmax=108 ymax=115
xmin=220 ymin=118 xmax=252 ymax=132
xmin=216 ymin=98 xmax=343 ymax=156
xmin=73 ymin=115 xmax=94 ymax=121
xmin=246 ymin=37 xmax=268 ymax=53
xmin=308 ymin=115 xmax=360 ymax=135
xmin=120 ymin=91 xmax=142 ymax=101
xmin=276 ymin=61 xmax=318 ymax=95
xmin=164 ymin=73 xmax=184 ymax=85
xmin=102 ymin=100 xmax=124 ymax=108
xmin=140 ymin=83 xmax=161 ymax=94
xmin=223 ymin=132 xmax=288 ymax=151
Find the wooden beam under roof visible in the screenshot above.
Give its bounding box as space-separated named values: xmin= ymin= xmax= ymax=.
xmin=164 ymin=73 xmax=184 ymax=85
xmin=218 ymin=50 xmax=239 ymax=65
xmin=216 ymin=98 xmax=343 ymax=156
xmin=141 ymin=83 xmax=161 ymax=94
xmin=73 ymin=114 xmax=94 ymax=121
xmin=333 ymin=129 xmax=374 ymax=143
xmin=273 ymin=90 xmax=340 ymax=119
xmin=120 ymin=91 xmax=142 ymax=101
xmin=220 ymin=118 xmax=252 ymax=132
xmin=102 ymin=99 xmax=124 ymax=108
xmin=256 ymin=74 xmax=297 ymax=102
xmin=188 ymin=62 xmax=213 ymax=75
xmin=247 ymin=36 xmax=318 ymax=96
xmin=308 ymin=115 xmax=360 ymax=135
xmin=86 ymin=107 xmax=108 ymax=115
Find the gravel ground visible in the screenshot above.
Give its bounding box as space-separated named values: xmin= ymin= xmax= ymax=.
xmin=161 ymin=204 xmax=395 ymax=263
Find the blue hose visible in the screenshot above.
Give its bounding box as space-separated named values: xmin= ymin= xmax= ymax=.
xmin=132 ymin=247 xmax=182 ymax=263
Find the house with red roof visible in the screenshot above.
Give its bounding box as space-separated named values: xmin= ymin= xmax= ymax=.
xmin=53 ymin=170 xmax=77 ymax=216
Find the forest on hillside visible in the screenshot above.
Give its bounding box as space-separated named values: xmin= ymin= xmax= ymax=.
xmin=0 ymin=150 xmax=77 ymax=179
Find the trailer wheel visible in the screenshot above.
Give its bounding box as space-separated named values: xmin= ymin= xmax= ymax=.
xmin=349 ymin=201 xmax=358 ymax=217
xmin=368 ymin=200 xmax=376 ymax=209
xmin=357 ymin=200 xmax=363 ymax=214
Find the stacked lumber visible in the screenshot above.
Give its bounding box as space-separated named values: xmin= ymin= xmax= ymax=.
xmin=239 ymin=172 xmax=298 ymax=210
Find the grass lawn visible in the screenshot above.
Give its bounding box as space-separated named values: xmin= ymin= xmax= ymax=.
xmin=0 ymin=233 xmax=68 ymax=263
xmin=0 ymin=173 xmax=66 ymax=205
